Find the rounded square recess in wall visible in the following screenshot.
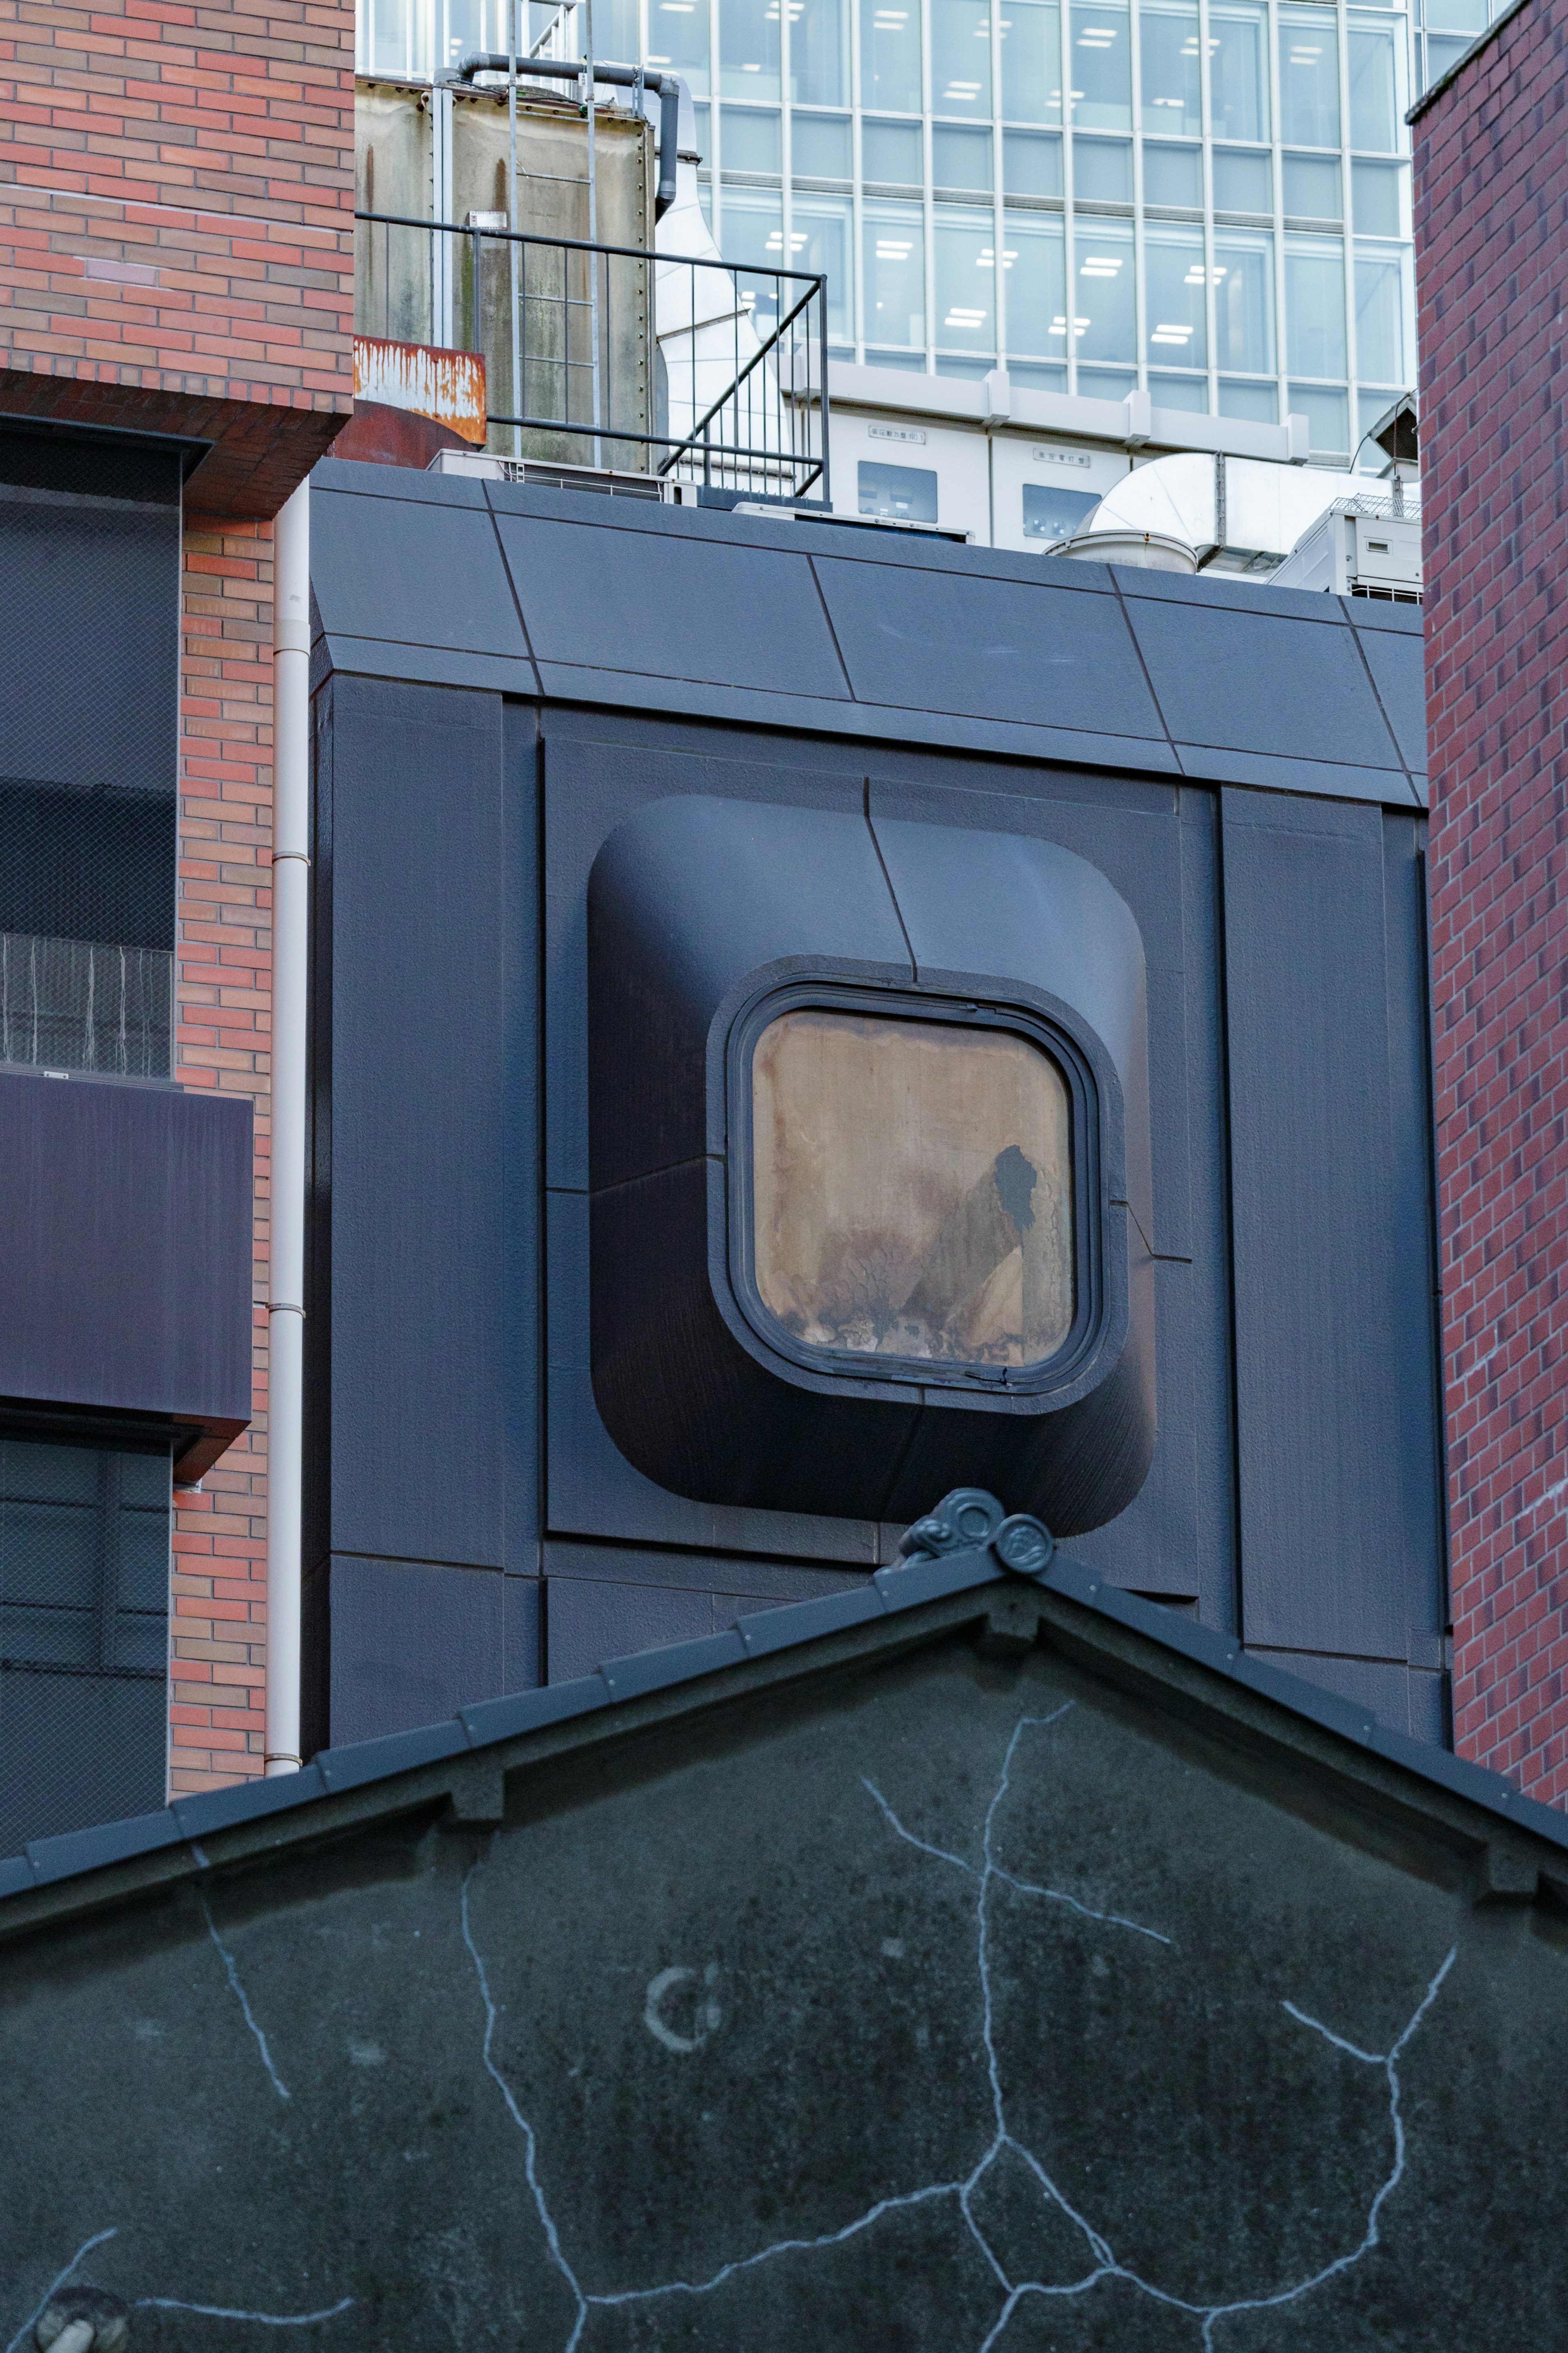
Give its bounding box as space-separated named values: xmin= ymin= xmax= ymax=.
xmin=587 ymin=793 xmax=1155 ymax=1532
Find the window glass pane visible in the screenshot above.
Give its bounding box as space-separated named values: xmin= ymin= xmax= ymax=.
xmin=933 ymin=0 xmax=994 ymax=113
xmin=1210 ymin=2 xmax=1270 ymax=142
xmin=1213 ymin=226 xmax=1275 ymax=373
xmin=1143 ymin=142 xmax=1202 ymax=206
xmin=934 ymin=123 xmax=994 ymax=186
xmin=1074 ymin=135 xmax=1131 ymax=198
xmin=1289 ymin=380 xmax=1350 ymax=452
xmin=1148 ymin=370 xmax=1208 ymax=410
xmin=723 ymin=106 xmax=783 ymax=171
xmin=1354 ymin=243 xmax=1408 ymax=382
xmin=1069 ymin=0 xmax=1131 ymax=129
xmin=1074 ymin=215 xmax=1134 ymax=361
xmin=863 ymin=199 xmax=926 ymax=344
xmin=1348 ymin=20 xmax=1405 ymax=150
xmin=793 ymin=0 xmax=851 ymax=104
xmin=751 ymin=1010 xmax=1076 ymax=1367
xmin=860 ymin=0 xmax=923 ymax=110
xmin=595 ymin=0 xmax=640 ymax=63
xmin=794 ymin=194 xmax=854 ymax=341
xmin=1212 ymin=145 xmax=1272 ymax=209
xmin=935 ymin=205 xmax=999 ymax=351
xmin=1351 ymin=157 xmax=1407 ymax=236
xmin=1003 ymin=207 xmax=1066 ymax=352
xmin=721 ymin=188 xmax=786 ymax=330
xmin=793 ymin=111 xmax=853 ymax=175
xmin=859 ymin=459 xmax=940 ymax=517
xmin=722 ymin=0 xmax=782 ymax=100
xmin=1219 ymin=375 xmax=1278 ymax=420
xmin=648 ymin=0 xmax=710 ymax=91
xmin=1001 ymin=0 xmax=1063 ymax=123
xmin=1425 ymin=0 xmax=1486 ymax=29
xmin=1145 ymin=223 xmax=1207 ymax=369
xmin=360 ymin=0 xmax=430 ymax=79
xmin=1278 ymin=7 xmax=1341 ymax=147
xmin=1140 ymin=0 xmax=1200 ymax=134
xmin=863 ymin=116 xmax=924 ymax=179
xmin=1004 ymin=128 xmax=1064 ymax=195
xmin=1285 ymin=232 xmax=1347 ymax=375
xmin=1022 ymin=481 xmax=1100 ymax=542
xmin=1283 ymin=152 xmax=1341 ymax=216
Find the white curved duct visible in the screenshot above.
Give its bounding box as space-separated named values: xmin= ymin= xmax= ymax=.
xmin=1078 ymin=451 xmax=1369 ymax=562
xmin=654 ymin=87 xmax=786 ymax=486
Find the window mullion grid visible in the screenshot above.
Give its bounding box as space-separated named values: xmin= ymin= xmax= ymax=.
xmin=922 ymin=0 xmax=936 ymax=370
xmin=710 ymin=0 xmax=723 ymax=238
xmin=1131 ymin=0 xmax=1147 ymax=393
xmin=1336 ymin=0 xmax=1358 ymax=447
xmin=851 ymin=0 xmax=866 ymax=361
xmin=1267 ymin=0 xmax=1287 ymax=423
xmin=1197 ymin=0 xmax=1218 ymax=412
xmin=992 ymin=0 xmax=1007 ymax=366
xmin=782 ymin=0 xmax=794 ymax=288
xmin=1063 ymin=0 xmax=1077 ymax=391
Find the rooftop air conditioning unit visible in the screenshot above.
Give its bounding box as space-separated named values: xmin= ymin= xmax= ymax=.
xmin=1270 ymin=496 xmax=1422 ymax=602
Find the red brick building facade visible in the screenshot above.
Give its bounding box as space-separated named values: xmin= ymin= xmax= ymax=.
xmin=0 ymin=0 xmax=355 ymax=1790
xmin=1415 ymin=0 xmax=1568 ymax=1803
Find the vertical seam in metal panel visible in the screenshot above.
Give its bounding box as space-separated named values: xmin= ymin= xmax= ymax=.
xmin=802 ymin=549 xmax=856 ymax=694
xmin=1342 ymin=608 xmax=1420 ymax=802
xmin=861 ymin=776 xmax=919 ymax=982
xmin=484 ymin=483 xmax=546 ymax=691
xmin=1211 ymin=785 xmax=1247 ymax=1643
xmin=1107 ymin=570 xmax=1182 ymax=766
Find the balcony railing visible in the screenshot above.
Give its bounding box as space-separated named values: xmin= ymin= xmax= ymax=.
xmin=355 ymin=210 xmax=831 ymax=502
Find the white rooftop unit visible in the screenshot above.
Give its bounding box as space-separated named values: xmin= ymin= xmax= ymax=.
xmin=1270 ymin=497 xmax=1423 ymax=602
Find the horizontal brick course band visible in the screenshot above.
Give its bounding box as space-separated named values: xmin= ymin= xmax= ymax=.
xmin=1417 ymin=0 xmax=1568 ymax=1806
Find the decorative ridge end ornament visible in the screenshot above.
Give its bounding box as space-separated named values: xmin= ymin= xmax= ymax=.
xmin=895 ymin=1488 xmax=1056 ymax=1580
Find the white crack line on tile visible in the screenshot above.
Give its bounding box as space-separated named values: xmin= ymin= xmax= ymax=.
xmin=461 ymin=1705 xmax=1458 ymax=2351
xmin=3 ymin=2230 xmax=352 ymax=2344
xmin=3 ymin=2228 xmax=119 ymax=2353
xmin=202 ymin=1892 xmax=292 ymax=2101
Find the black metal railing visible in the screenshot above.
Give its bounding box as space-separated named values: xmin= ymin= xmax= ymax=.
xmin=355 ymin=210 xmax=830 ymax=502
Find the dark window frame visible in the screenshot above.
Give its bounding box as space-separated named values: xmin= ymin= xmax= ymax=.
xmin=724 ymin=977 xmax=1106 ymax=1398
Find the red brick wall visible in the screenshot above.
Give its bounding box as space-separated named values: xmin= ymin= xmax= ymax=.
xmin=0 ymin=0 xmax=354 ymax=509
xmin=1416 ymin=0 xmax=1568 ymax=1802
xmin=172 ymin=513 xmax=276 ymax=1791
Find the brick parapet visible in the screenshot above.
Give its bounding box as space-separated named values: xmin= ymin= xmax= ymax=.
xmin=1416 ymin=0 xmax=1568 ymax=1804
xmin=0 ymin=0 xmax=354 ymax=511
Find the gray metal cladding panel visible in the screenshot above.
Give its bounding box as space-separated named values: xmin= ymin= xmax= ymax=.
xmin=1355 ymin=623 xmax=1430 ymax=779
xmin=326 ymin=1557 xmax=508 ymax=1748
xmin=1254 ymin=1649 xmax=1445 ymax=1746
xmin=1222 ymin=789 xmax=1437 ymax=1657
xmin=544 ymin=1189 xmax=881 ymax=1565
xmin=1126 ymin=592 xmax=1405 ymax=775
xmin=0 ymin=1071 xmax=252 ymax=1425
xmin=310 ymin=488 xmax=530 ymax=659
xmin=495 ymin=513 xmax=852 ymax=699
xmin=542 ymin=1536 xmax=869 ymax=1604
xmin=543 ymin=731 xmax=869 ymax=1192
xmin=546 ymin=1574 xmax=720 ymax=1684
xmin=812 ymin=553 xmax=1169 ymax=744
xmin=325 ymin=680 xmax=510 ymax=1568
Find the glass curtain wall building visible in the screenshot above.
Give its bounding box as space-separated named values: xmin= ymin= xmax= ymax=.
xmin=357 ymin=0 xmax=1506 ymax=460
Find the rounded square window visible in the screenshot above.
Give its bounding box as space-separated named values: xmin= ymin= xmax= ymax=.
xmin=749 ymin=1007 xmax=1076 ymax=1370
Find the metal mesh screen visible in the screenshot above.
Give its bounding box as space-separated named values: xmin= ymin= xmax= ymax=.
xmin=0 ymin=932 xmax=172 ymax=1077
xmin=0 ymin=425 xmax=180 ymax=1083
xmin=0 ymin=1437 xmax=171 ymax=1852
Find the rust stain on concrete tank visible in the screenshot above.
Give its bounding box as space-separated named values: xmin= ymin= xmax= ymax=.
xmin=352 ymin=336 xmax=488 ymax=444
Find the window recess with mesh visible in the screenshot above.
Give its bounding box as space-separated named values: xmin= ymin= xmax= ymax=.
xmin=0 ymin=1435 xmax=171 ymax=1851
xmin=0 ymin=427 xmax=180 ymax=1084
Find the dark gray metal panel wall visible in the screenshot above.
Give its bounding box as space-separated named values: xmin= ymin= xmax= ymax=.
xmin=1221 ymin=786 xmax=1442 ymax=1711
xmin=310 ymin=676 xmax=543 ymax=1743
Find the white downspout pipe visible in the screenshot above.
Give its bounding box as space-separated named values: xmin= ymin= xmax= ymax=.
xmin=267 ymin=480 xmax=310 ymax=1775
